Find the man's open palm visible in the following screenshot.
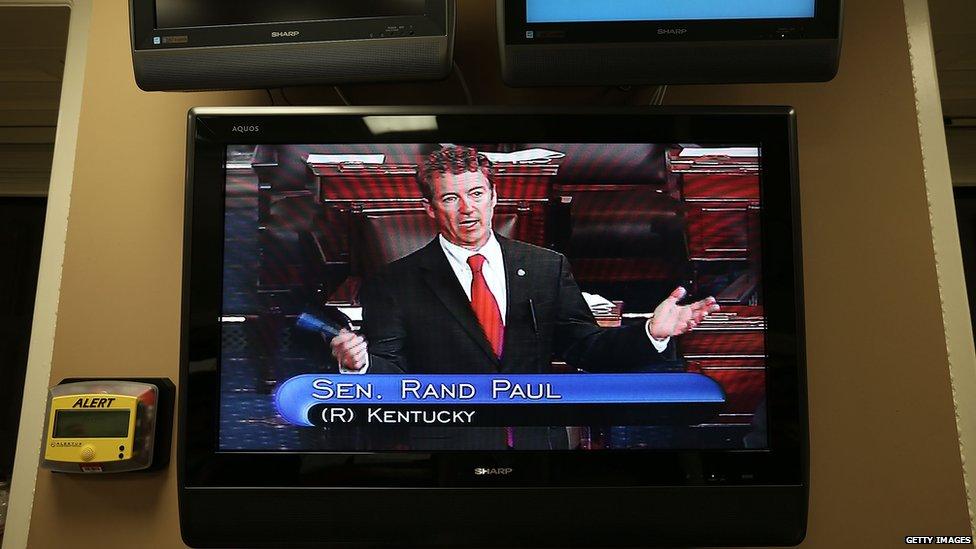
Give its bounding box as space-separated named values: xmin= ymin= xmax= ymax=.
xmin=649 ymin=286 xmax=720 ymax=339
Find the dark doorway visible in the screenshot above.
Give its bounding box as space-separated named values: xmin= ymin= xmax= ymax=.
xmin=0 ymin=198 xmax=46 ymax=480
xmin=953 ymin=187 xmax=976 ymax=342
xmin=0 ymin=5 xmax=69 ymax=494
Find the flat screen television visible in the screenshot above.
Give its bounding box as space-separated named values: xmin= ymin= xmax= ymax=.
xmin=129 ymin=0 xmax=455 ymax=91
xmin=180 ymin=107 xmax=806 ymax=547
xmin=498 ymin=0 xmax=842 ymax=86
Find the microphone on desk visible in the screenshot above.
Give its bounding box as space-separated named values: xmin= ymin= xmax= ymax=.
xmin=528 ymin=299 xmax=539 ymax=334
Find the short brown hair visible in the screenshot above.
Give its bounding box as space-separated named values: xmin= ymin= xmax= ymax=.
xmin=417 ymin=146 xmax=493 ymax=201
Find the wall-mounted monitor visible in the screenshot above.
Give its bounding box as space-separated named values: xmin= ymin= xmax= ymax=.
xmin=129 ymin=0 xmax=455 ymax=91
xmin=498 ymin=0 xmax=842 ymax=86
xmin=180 ymin=107 xmax=807 ymax=547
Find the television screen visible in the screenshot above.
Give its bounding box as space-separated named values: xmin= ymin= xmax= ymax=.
xmin=155 ymin=0 xmax=427 ymax=29
xmin=218 ymin=141 xmax=769 ymax=452
xmin=525 ymin=0 xmax=816 ymax=23
xmin=181 ymin=109 xmax=806 ymax=547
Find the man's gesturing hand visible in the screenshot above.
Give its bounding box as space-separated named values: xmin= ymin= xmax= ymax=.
xmin=648 ymin=286 xmax=720 ymax=339
xmin=330 ymin=329 xmax=368 ymax=371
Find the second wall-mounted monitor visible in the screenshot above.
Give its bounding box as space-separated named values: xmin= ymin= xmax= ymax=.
xmin=498 ymin=0 xmax=842 ymax=86
xmin=130 ymin=0 xmax=455 ymax=91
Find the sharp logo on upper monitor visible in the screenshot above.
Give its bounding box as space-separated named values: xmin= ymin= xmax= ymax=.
xmin=231 ymin=125 xmax=260 ymax=133
xmin=271 ymin=30 xmax=300 ymax=38
xmin=474 ymin=467 xmax=513 ymax=476
xmin=658 ymin=28 xmax=688 ymax=35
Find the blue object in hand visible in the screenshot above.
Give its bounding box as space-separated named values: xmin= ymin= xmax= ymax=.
xmin=296 ymin=313 xmax=341 ymax=338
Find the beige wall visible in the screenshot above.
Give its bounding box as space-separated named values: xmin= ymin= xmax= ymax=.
xmin=17 ymin=0 xmax=971 ymax=546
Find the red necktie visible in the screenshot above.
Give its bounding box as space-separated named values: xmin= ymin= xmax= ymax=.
xmin=467 ymin=253 xmax=512 ymax=447
xmin=467 ymin=254 xmax=504 ymax=358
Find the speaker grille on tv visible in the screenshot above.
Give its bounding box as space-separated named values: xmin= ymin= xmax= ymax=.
xmin=502 ymin=40 xmax=839 ymax=86
xmin=134 ymin=36 xmax=451 ymax=91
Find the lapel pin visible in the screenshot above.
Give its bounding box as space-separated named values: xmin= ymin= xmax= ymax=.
xmin=517 ymin=269 xmax=526 ymax=276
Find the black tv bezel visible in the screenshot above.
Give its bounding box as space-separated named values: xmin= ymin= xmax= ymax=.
xmin=181 ymin=107 xmax=806 ymax=493
xmin=502 ymin=0 xmax=841 ymax=44
xmin=130 ymin=0 xmax=449 ymax=50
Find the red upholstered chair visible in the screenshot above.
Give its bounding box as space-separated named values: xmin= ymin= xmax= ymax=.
xmin=558 ymin=190 xmax=690 ymax=312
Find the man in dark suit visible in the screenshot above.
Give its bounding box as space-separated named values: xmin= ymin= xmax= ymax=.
xmin=331 ymin=146 xmax=719 ymax=449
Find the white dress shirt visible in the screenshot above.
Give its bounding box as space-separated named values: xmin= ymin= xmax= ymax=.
xmin=437 ymin=233 xmax=507 ymax=324
xmin=340 ymin=233 xmax=667 ymax=373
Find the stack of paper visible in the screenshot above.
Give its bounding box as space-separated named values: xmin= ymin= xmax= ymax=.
xmin=306 ymin=154 xmax=385 ymax=164
xmin=481 ymin=148 xmax=565 ymax=164
xmin=678 ymin=147 xmax=759 ymax=158
xmin=581 ymin=292 xmax=615 ymax=315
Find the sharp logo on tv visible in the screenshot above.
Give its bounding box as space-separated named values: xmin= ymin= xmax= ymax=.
xmin=231 ymin=125 xmax=260 ymax=133
xmin=474 ymin=468 xmax=514 ymax=476
xmin=657 ymin=28 xmax=688 ymax=35
xmin=271 ymin=30 xmax=300 ymax=38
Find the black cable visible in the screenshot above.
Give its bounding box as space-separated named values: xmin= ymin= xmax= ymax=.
xmin=333 ymin=86 xmax=351 ymax=106
xmin=266 ymin=89 xmax=275 ymax=106
xmin=648 ymin=85 xmax=668 ymax=106
xmin=453 ymin=61 xmax=473 ymax=105
xmin=278 ymin=88 xmax=294 ymax=105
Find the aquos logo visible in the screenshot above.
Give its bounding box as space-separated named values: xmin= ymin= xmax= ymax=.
xmin=658 ymin=28 xmax=688 ymax=35
xmin=474 ymin=467 xmax=514 ymax=476
xmin=231 ymin=125 xmax=259 ymax=133
xmin=271 ymin=30 xmax=300 ymax=38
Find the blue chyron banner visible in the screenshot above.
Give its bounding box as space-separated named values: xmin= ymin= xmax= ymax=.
xmin=275 ymin=373 xmax=726 ymax=427
xmin=525 ymin=0 xmax=816 ymax=23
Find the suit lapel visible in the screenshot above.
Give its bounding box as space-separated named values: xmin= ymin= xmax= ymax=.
xmin=499 ymin=236 xmax=533 ymax=372
xmin=498 ymin=235 xmax=530 ymax=330
xmin=419 ymin=238 xmax=500 ymax=365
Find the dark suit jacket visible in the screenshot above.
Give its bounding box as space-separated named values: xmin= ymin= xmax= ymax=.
xmin=358 ymin=234 xmax=666 ymax=449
